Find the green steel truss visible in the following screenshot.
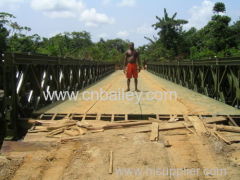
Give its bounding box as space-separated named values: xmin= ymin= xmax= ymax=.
xmin=147 ymin=57 xmax=240 ymax=109
xmin=1 ymin=53 xmax=115 ymax=140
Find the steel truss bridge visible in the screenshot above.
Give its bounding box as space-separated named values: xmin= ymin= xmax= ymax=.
xmin=0 ymin=53 xmax=115 ymax=142
xmin=0 ymin=54 xmax=240 ymax=144
xmin=147 ymin=57 xmax=240 ymax=109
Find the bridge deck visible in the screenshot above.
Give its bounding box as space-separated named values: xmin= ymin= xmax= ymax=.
xmin=3 ymin=71 xmax=240 ymax=180
xmin=37 ymin=70 xmax=240 ymax=115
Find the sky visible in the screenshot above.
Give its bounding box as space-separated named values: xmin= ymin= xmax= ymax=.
xmin=0 ymin=0 xmax=240 ymax=47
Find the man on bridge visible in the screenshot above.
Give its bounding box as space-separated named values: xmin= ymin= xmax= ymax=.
xmin=124 ymin=42 xmax=141 ymax=92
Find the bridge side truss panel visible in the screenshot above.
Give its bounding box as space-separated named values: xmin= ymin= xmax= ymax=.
xmin=147 ymin=60 xmax=240 ymax=109
xmin=2 ymin=53 xmax=115 ymax=139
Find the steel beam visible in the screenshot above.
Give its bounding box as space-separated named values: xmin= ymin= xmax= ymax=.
xmin=147 ymin=57 xmax=240 ymax=109
xmin=2 ymin=53 xmax=115 ymax=139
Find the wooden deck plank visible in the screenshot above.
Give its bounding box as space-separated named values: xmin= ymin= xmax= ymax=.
xmin=150 ymin=122 xmax=159 ymax=141
xmin=188 ymin=116 xmax=208 ymax=136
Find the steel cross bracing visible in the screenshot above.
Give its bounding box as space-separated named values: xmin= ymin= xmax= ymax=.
xmin=147 ymin=57 xmax=240 ymax=109
xmin=1 ymin=53 xmax=115 ymax=140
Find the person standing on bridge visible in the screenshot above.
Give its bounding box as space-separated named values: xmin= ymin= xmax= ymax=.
xmin=124 ymin=42 xmax=141 ymax=92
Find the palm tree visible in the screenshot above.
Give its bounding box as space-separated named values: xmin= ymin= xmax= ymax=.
xmin=152 ymin=8 xmax=188 ymax=55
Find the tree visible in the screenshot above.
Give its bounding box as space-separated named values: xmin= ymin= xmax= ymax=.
xmin=200 ymin=14 xmax=233 ymax=53
xmin=213 ymin=2 xmax=226 ymax=14
xmin=0 ymin=24 xmax=8 ymax=54
xmin=152 ymin=8 xmax=188 ymax=58
xmin=0 ymin=12 xmax=15 ymax=25
xmin=0 ymin=12 xmax=33 ymax=53
xmin=186 ymin=3 xmax=238 ymax=59
xmin=0 ymin=12 xmax=14 ymax=54
xmin=64 ymin=31 xmax=93 ymax=57
xmin=0 ymin=12 xmax=31 ymax=36
xmin=94 ymin=39 xmax=129 ymax=63
xmin=231 ymin=20 xmax=240 ymax=46
xmin=8 ymin=33 xmax=41 ymax=53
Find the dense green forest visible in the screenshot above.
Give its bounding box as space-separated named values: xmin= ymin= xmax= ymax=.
xmin=140 ymin=2 xmax=240 ymax=62
xmin=0 ymin=2 xmax=240 ymax=63
xmin=0 ymin=12 xmax=129 ymax=64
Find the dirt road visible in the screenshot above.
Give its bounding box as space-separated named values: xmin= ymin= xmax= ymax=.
xmin=1 ymin=123 xmax=240 ymax=180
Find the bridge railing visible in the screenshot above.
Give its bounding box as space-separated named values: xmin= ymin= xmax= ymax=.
xmin=0 ymin=56 xmax=4 ymax=147
xmin=147 ymin=57 xmax=240 ymax=109
xmin=0 ymin=56 xmax=3 ymax=89
xmin=2 ymin=53 xmax=115 ymax=139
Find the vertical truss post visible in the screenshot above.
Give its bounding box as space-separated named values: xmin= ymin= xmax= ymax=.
xmin=0 ymin=55 xmax=4 ymax=146
xmin=4 ymin=54 xmax=18 ymax=139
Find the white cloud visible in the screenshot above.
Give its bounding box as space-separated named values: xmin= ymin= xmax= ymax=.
xmin=30 ymin=0 xmax=115 ymax=27
xmin=136 ymin=24 xmax=155 ymax=34
xmin=80 ymin=8 xmax=115 ymax=27
xmin=185 ymin=0 xmax=214 ymax=29
xmin=30 ymin=0 xmax=84 ymax=18
xmin=118 ymin=0 xmax=136 ymax=7
xmin=0 ymin=0 xmax=24 ymax=10
xmin=31 ymin=0 xmax=85 ymax=12
xmin=117 ymin=30 xmax=129 ymax=37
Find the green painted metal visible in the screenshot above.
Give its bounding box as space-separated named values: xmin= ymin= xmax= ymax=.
xmin=0 ymin=90 xmax=4 ymax=147
xmin=0 ymin=56 xmax=5 ymax=146
xmin=1 ymin=53 xmax=115 ymax=140
xmin=147 ymin=57 xmax=240 ymax=109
